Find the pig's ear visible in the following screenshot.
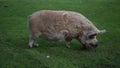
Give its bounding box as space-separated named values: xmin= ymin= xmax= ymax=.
xmin=98 ymin=29 xmax=106 ymax=34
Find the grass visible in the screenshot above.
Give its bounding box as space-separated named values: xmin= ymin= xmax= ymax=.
xmin=0 ymin=0 xmax=120 ymax=68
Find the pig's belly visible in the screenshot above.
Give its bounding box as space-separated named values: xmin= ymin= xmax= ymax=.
xmin=40 ymin=31 xmax=65 ymax=41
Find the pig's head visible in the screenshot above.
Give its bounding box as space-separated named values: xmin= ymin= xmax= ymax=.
xmin=78 ymin=29 xmax=106 ymax=48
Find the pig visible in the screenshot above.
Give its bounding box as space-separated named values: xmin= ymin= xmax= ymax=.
xmin=28 ymin=10 xmax=106 ymax=48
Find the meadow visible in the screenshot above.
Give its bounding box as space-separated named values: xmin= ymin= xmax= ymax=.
xmin=0 ymin=0 xmax=120 ymax=68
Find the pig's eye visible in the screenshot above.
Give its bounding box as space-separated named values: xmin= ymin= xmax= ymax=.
xmin=89 ymin=34 xmax=96 ymax=39
xmin=89 ymin=35 xmax=95 ymax=39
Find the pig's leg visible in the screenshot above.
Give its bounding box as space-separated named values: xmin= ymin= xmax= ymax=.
xmin=29 ymin=34 xmax=34 ymax=48
xmin=33 ymin=40 xmax=39 ymax=47
xmin=29 ymin=32 xmax=40 ymax=48
xmin=65 ymin=38 xmax=72 ymax=48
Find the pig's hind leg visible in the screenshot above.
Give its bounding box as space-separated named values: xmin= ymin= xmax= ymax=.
xmin=29 ymin=32 xmax=41 ymax=48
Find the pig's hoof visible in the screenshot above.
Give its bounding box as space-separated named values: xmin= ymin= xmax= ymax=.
xmin=33 ymin=43 xmax=39 ymax=47
xmin=66 ymin=45 xmax=71 ymax=48
xmin=29 ymin=45 xmax=33 ymax=48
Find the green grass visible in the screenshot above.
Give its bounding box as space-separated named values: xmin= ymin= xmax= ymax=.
xmin=0 ymin=0 xmax=120 ymax=68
